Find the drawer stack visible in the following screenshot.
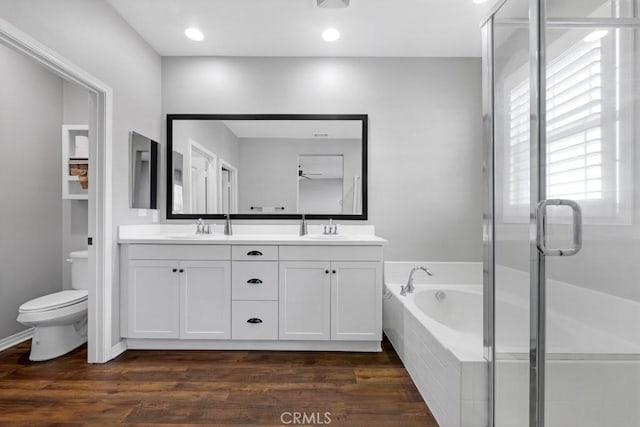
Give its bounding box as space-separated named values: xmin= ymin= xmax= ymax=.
xmin=231 ymin=246 xmax=278 ymax=340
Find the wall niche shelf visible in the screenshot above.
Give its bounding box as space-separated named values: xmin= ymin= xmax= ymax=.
xmin=62 ymin=124 xmax=89 ymax=200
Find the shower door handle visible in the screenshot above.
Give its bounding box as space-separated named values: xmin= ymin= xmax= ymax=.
xmin=536 ymin=199 xmax=582 ymax=256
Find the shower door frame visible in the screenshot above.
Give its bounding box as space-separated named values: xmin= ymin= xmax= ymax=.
xmin=482 ymin=0 xmax=548 ymax=425
xmin=484 ymin=1 xmax=640 ymax=426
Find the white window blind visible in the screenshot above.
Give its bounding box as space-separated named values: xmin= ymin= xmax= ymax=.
xmin=506 ymin=37 xmax=613 ymax=218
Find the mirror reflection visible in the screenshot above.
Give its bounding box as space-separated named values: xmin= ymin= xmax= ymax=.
xmin=130 ymin=131 xmax=158 ymax=209
xmin=167 ymin=115 xmax=366 ymax=218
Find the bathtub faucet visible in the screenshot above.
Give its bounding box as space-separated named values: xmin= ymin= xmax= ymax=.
xmin=400 ymin=266 xmax=434 ymax=296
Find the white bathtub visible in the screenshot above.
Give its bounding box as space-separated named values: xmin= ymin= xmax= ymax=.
xmin=384 ymin=262 xmax=640 ymax=427
xmin=383 ymin=262 xmax=487 ymax=427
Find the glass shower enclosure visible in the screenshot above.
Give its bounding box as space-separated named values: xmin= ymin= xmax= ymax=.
xmin=482 ymin=0 xmax=640 ymax=426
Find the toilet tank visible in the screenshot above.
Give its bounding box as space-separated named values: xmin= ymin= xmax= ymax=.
xmin=69 ymin=250 xmax=89 ymax=290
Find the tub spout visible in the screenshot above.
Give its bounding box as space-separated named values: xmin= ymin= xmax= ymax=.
xmin=400 ymin=265 xmax=434 ymax=296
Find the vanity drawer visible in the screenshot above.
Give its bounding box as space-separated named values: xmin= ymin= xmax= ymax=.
xmin=279 ymin=245 xmax=383 ymax=261
xmin=126 ymin=244 xmax=231 ymax=260
xmin=232 ymin=301 xmax=278 ymax=340
xmin=232 ymin=262 xmax=278 ymax=301
xmin=232 ymin=245 xmax=278 ymax=261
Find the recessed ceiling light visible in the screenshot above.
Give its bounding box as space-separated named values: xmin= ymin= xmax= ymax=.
xmin=584 ymin=30 xmax=608 ymax=42
xmin=472 ymin=0 xmax=488 ymax=4
xmin=184 ymin=27 xmax=204 ymax=41
xmin=322 ymin=28 xmax=340 ymax=42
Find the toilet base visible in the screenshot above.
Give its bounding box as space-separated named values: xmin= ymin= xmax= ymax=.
xmin=29 ymin=320 xmax=87 ymax=361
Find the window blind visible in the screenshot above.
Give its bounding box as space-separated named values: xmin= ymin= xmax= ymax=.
xmin=507 ymin=38 xmax=604 ymax=208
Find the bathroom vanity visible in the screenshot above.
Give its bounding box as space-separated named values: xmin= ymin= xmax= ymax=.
xmin=118 ymin=225 xmax=386 ymax=352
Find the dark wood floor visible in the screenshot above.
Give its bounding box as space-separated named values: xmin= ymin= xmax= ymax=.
xmin=0 ymin=337 xmax=438 ymax=426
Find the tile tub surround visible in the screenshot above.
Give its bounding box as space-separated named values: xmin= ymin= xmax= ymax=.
xmin=385 ymin=261 xmax=640 ymax=427
xmin=383 ymin=262 xmax=487 ymax=427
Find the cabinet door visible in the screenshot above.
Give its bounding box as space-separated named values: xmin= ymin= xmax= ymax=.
xmin=180 ymin=261 xmax=231 ymax=339
xmin=331 ymin=262 xmax=382 ymax=341
xmin=279 ymin=261 xmax=330 ymax=340
xmin=127 ymin=260 xmax=180 ymax=338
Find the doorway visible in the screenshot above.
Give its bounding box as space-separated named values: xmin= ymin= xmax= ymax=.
xmin=0 ymin=18 xmax=113 ymax=363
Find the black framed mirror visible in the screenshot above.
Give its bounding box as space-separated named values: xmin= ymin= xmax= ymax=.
xmin=166 ymin=114 xmax=368 ymax=220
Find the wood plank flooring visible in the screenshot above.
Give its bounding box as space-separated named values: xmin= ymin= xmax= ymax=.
xmin=0 ymin=337 xmax=438 ymax=426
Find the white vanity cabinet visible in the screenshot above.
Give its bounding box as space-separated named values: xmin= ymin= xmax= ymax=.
xmin=120 ymin=245 xmax=231 ymax=339
xmin=119 ymin=236 xmax=385 ymax=352
xmin=279 ymin=246 xmax=383 ymax=342
xmin=279 ymin=261 xmax=332 ymax=340
xmin=330 ymin=262 xmax=382 ymax=341
xmin=125 ymin=259 xmax=181 ymax=338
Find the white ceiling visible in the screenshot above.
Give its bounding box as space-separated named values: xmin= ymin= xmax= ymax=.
xmin=222 ymin=120 xmax=362 ymax=139
xmin=107 ymin=0 xmax=494 ymax=57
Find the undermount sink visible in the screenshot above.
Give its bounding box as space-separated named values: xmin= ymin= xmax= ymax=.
xmin=304 ymin=234 xmax=350 ymax=240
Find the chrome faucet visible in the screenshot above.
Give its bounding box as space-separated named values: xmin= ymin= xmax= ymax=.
xmin=195 ymin=218 xmax=212 ymax=235
xmin=299 ymin=213 xmax=308 ymax=236
xmin=224 ymin=213 xmax=232 ymax=236
xmin=400 ymin=266 xmax=434 ymax=296
xmin=323 ymin=218 xmax=338 ymax=235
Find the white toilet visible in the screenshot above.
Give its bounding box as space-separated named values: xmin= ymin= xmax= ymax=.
xmin=17 ymin=250 xmax=89 ymax=361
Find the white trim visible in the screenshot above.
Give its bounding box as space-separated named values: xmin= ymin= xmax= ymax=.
xmin=0 ymin=18 xmax=114 ymax=363
xmin=218 ymin=158 xmax=238 ymax=214
xmin=111 ymin=340 xmax=128 ymax=359
xmin=126 ymin=338 xmax=381 ymax=352
xmin=0 ymin=328 xmax=34 ymax=352
xmin=187 ymin=139 xmax=218 ymax=214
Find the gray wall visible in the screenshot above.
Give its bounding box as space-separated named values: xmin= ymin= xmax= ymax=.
xmin=0 ymin=0 xmax=163 ymax=346
xmin=62 ymin=80 xmax=89 ymax=289
xmin=162 ymin=57 xmax=483 ymax=261
xmin=0 ymin=44 xmax=63 ymax=339
xmin=237 ymin=138 xmax=360 ymax=214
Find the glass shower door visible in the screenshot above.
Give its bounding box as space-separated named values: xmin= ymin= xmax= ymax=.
xmin=541 ymin=1 xmax=640 ymax=426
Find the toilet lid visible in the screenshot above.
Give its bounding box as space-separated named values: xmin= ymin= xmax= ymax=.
xmin=19 ymin=290 xmax=88 ymax=313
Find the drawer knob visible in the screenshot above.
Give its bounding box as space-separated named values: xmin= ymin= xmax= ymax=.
xmin=172 ymin=268 xmax=178 ymax=273
xmin=247 ymin=278 xmax=263 ymax=284
xmin=325 ymin=269 xmax=329 ymax=274
xmin=246 ymin=250 xmax=263 ymax=256
xmin=246 ymin=318 xmax=263 ymax=324
xmin=179 ymin=269 xmax=184 ymax=273
xmin=332 ymin=270 xmax=336 ymax=274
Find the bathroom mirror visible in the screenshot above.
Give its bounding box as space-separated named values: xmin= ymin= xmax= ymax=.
xmin=130 ymin=131 xmax=158 ymax=209
xmin=166 ymin=114 xmax=367 ymax=219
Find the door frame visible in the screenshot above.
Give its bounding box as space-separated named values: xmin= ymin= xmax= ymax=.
xmin=0 ymin=18 xmax=114 ymax=363
xmin=186 ymin=139 xmax=217 ymax=214
xmin=218 ymin=158 xmax=238 ymax=214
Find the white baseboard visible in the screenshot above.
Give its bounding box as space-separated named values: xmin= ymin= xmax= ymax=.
xmin=125 ymin=339 xmax=382 ymax=352
xmin=110 ymin=340 xmax=127 ymax=360
xmin=0 ymin=328 xmax=34 ymax=352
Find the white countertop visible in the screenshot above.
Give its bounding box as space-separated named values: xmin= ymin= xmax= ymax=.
xmin=118 ymin=224 xmax=387 ymax=246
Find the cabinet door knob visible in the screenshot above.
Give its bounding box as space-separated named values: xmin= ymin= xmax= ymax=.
xmin=332 ymin=270 xmax=336 ymax=274
xmin=247 ymin=250 xmax=263 ymax=256
xmin=325 ymin=269 xmax=329 ymax=274
xmin=172 ymin=268 xmax=178 ymax=273
xmin=179 ymin=269 xmax=184 ymax=273
xmin=247 ymin=278 xmax=263 ymax=284
xmin=246 ymin=318 xmax=263 ymax=324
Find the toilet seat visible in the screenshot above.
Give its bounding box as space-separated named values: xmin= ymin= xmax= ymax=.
xmin=19 ymin=290 xmax=88 ymax=313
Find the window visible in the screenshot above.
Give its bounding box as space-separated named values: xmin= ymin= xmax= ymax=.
xmin=505 ymin=32 xmax=630 ymax=224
